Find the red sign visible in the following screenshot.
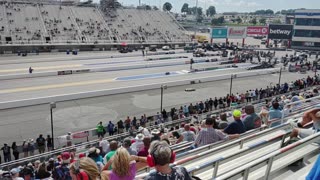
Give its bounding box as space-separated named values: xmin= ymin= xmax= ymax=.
xmin=247 ymin=26 xmax=269 ymax=36
xmin=72 ymin=131 xmax=89 ymax=139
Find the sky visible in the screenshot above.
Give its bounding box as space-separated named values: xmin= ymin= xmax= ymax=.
xmin=92 ymin=0 xmax=320 ymax=13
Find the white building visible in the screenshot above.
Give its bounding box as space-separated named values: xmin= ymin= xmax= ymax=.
xmin=292 ymin=9 xmax=320 ymax=50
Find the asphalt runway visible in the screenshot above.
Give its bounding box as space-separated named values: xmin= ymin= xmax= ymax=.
xmin=0 ymin=41 xmax=317 ymax=146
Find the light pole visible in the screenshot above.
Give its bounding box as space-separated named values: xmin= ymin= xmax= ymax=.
xmin=194 ymin=0 xmax=198 ymax=36
xmin=160 ymin=85 xmax=167 ymax=113
xmin=230 ymin=74 xmax=236 ymax=95
xmin=278 ymin=67 xmax=282 ymax=85
xmin=50 ymin=102 xmax=56 ymax=149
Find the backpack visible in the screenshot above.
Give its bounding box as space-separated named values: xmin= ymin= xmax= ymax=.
xmin=37 ymin=137 xmax=45 ymax=146
xmin=3 ymin=146 xmax=9 ymax=154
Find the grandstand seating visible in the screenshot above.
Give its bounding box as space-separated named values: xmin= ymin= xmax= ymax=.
xmin=0 ymin=2 xmax=190 ymax=45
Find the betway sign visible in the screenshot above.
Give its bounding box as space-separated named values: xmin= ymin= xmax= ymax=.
xmin=268 ymin=24 xmax=293 ymax=40
xmin=227 ymin=27 xmax=247 ymax=39
xmin=247 ymin=26 xmax=268 ymax=36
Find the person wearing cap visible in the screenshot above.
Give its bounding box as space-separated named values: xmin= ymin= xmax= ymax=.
xmin=122 ymin=137 xmax=137 ymax=155
xmin=290 ymin=108 xmax=320 ymax=141
xmin=10 ymin=168 xmax=23 ymax=180
xmin=28 ymin=139 xmax=35 ymax=156
xmin=97 ymin=121 xmax=105 ymax=138
xmin=131 ymin=133 xmax=145 ymax=152
xmin=138 ymin=137 xmax=151 ymax=157
xmin=151 ymin=129 xmax=161 ymax=142
xmin=52 ymin=152 xmax=72 ymax=179
xmin=144 ymin=141 xmax=192 ymax=180
xmin=195 ymin=118 xmax=239 ymax=147
xmin=224 ymin=110 xmax=246 ymax=135
xmin=243 ymin=105 xmax=261 ymax=131
xmin=88 ymin=147 xmax=104 ymax=165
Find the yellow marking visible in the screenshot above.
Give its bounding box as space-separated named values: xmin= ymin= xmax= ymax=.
xmin=0 ymin=64 xmax=83 ymax=73
xmin=0 ymin=78 xmax=113 ymax=94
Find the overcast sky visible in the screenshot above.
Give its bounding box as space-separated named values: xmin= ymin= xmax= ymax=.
xmin=92 ymin=0 xmax=320 ymax=13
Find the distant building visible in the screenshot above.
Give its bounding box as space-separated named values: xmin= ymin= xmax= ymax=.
xmin=292 ymin=9 xmax=320 ymax=50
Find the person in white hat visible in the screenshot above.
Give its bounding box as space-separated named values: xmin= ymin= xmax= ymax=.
xmin=131 ymin=133 xmax=144 ymax=152
xmin=10 ymin=168 xmax=23 ymax=180
xmin=138 ymin=126 xmax=151 ymax=137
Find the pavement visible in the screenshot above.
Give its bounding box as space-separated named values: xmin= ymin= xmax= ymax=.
xmin=0 ymin=39 xmax=317 ymax=147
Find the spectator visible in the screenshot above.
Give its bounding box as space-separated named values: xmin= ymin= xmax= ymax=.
xmin=88 ymin=147 xmax=104 ymax=165
xmin=107 ymin=121 xmax=115 ymax=136
xmin=97 ymin=121 xmax=105 ymax=138
xmin=69 ymin=157 xmax=106 ymax=180
xmin=122 ymin=137 xmax=137 ymax=155
xmin=99 ymin=137 xmax=110 ymax=157
xmin=224 ymin=110 xmax=246 ymax=135
xmin=11 ymin=142 xmax=19 ymax=160
xmin=46 ymin=135 xmax=53 ymax=151
xmin=138 ymin=137 xmax=151 ymax=157
xmin=290 ymin=108 xmax=320 ymax=140
xmin=117 ymin=120 xmax=124 ymax=134
xmin=151 ymin=129 xmax=161 ymax=142
xmin=22 ymin=140 xmax=28 ymax=158
xmin=242 ymin=105 xmax=261 ymax=131
xmin=144 ymin=141 xmax=192 ymax=180
xmin=52 ymin=152 xmax=72 ymax=180
xmin=195 ymin=118 xmax=239 ymax=147
xmin=104 ymin=141 xmax=118 ymax=169
xmin=66 ymin=132 xmax=72 ymax=147
xmin=102 ymin=147 xmax=147 ymax=179
xmin=176 ymin=124 xmax=195 ymax=143
xmin=138 ymin=126 xmax=151 ymax=137
xmin=10 ymin=168 xmax=23 ymax=180
xmin=36 ymin=134 xmax=46 ymax=154
xmin=47 ymin=158 xmax=55 ymax=172
xmin=268 ymin=102 xmax=283 ymax=127
xmin=1 ymin=143 xmax=11 ymax=162
xmin=218 ymin=113 xmax=229 ymax=129
xmin=35 ymin=162 xmax=51 ymax=179
xmin=125 ymin=116 xmax=131 ymax=132
xmin=28 ymin=139 xmax=35 ymax=156
xmin=131 ymin=133 xmax=145 ymax=152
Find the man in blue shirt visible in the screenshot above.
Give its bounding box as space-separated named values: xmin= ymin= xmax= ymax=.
xmin=268 ymin=102 xmax=283 ymax=127
xmin=224 ymin=110 xmax=246 ymax=134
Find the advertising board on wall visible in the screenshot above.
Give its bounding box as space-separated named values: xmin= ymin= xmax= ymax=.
xmin=268 ymin=24 xmax=293 ymax=39
xmin=247 ymin=26 xmax=268 ymax=36
xmin=227 ymin=26 xmax=247 ymax=39
xmin=211 ymin=28 xmax=228 ymax=39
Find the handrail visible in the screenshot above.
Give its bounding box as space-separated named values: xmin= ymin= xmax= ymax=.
xmin=216 ymin=132 xmax=320 ymax=180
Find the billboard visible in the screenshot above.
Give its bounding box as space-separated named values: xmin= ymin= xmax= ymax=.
xmin=211 ymin=28 xmax=228 ymax=39
xmin=268 ymin=24 xmax=293 ymax=39
xmin=227 ymin=27 xmax=247 ymax=39
xmin=247 ymin=26 xmax=269 ymax=36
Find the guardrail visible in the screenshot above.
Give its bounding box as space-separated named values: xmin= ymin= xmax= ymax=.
xmin=216 ymin=132 xmax=320 ymax=180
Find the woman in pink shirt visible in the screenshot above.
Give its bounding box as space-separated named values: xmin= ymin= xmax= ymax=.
xmin=102 ymin=147 xmax=147 ymax=180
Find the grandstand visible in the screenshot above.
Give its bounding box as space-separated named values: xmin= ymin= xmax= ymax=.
xmin=0 ymin=1 xmax=190 ymax=52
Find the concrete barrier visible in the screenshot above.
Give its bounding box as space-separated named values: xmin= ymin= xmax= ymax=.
xmin=0 ymin=68 xmax=280 ymax=110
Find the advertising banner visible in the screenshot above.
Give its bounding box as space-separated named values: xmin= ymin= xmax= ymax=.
xmin=211 ymin=28 xmax=228 ymax=39
xmin=268 ymin=24 xmax=293 ymax=39
xmin=247 ymin=26 xmax=269 ymax=36
xmin=227 ymin=26 xmax=247 ymax=39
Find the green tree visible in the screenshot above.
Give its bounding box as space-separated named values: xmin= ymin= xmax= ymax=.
xmin=265 ymin=9 xmax=274 ymax=15
xmin=153 ymin=6 xmax=159 ymax=10
xmin=206 ymin=6 xmax=216 ymax=17
xmin=236 ymin=17 xmax=242 ymax=24
xmin=259 ymin=18 xmax=266 ymax=24
xmin=181 ymin=3 xmax=189 ymax=14
xmin=250 ymin=18 xmax=257 ymax=25
xmin=162 ymin=2 xmax=172 ymax=12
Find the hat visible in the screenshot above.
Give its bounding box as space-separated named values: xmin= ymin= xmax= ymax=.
xmin=138 ymin=127 xmax=144 ymax=132
xmin=151 ymin=129 xmax=160 ymax=135
xmin=123 ymin=138 xmax=132 ymax=147
xmin=49 ymin=158 xmax=54 ymax=162
xmin=135 ymin=133 xmax=145 ymax=140
xmin=10 ymin=168 xmax=20 ymax=175
xmin=79 ymin=153 xmax=86 ymax=159
xmin=88 ymin=147 xmax=100 ymax=155
xmin=233 ymin=110 xmax=242 ymax=118
xmin=61 ymin=152 xmax=71 ymax=160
